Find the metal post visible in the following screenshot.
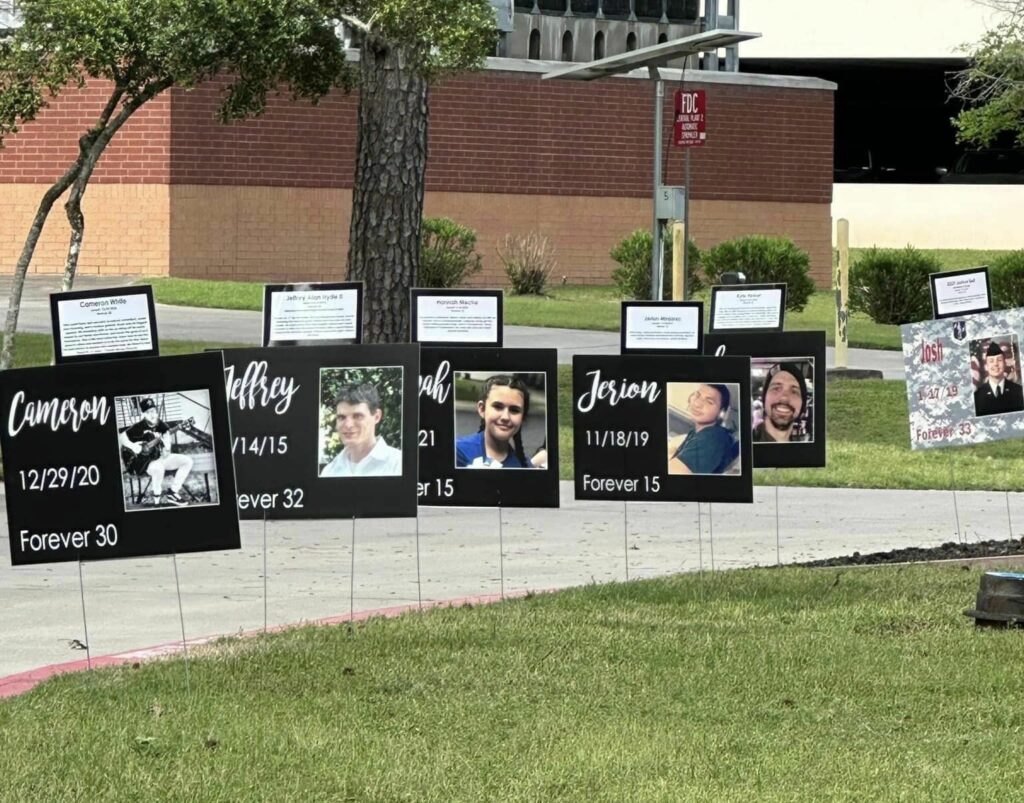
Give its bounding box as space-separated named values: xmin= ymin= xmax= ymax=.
xmin=650 ymin=66 xmax=664 ymax=300
xmin=684 ymin=148 xmax=692 ymax=299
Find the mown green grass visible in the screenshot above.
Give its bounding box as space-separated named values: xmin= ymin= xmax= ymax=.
xmin=1 ymin=565 xmax=1020 ymax=802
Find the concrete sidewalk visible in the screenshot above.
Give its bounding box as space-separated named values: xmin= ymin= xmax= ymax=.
xmin=0 ymin=275 xmax=906 ymax=377
xmin=0 ymin=483 xmax=1014 ymax=680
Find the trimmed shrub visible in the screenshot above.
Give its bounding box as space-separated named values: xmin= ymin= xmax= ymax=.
xmin=990 ymin=250 xmax=1024 ymax=310
xmin=700 ymin=235 xmax=815 ymax=312
xmin=849 ymin=246 xmax=941 ymax=325
xmin=418 ymin=217 xmax=483 ymax=288
xmin=499 ymin=232 xmax=555 ymax=295
xmin=610 ymin=227 xmax=703 ymax=299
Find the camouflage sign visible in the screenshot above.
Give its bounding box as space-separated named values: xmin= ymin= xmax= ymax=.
xmin=902 ymin=309 xmax=1024 ymax=450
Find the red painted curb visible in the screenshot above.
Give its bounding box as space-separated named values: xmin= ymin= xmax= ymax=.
xmin=0 ymin=590 xmax=531 ymax=700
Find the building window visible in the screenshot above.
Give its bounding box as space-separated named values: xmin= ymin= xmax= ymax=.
xmin=635 ymin=0 xmax=662 ymax=20
xmin=537 ymin=0 xmax=564 ymax=13
xmin=626 ymin=31 xmax=637 ymax=52
xmin=602 ymin=0 xmax=630 ymax=19
xmin=594 ymin=30 xmax=605 ymax=60
xmin=514 ymin=0 xmax=535 ymax=9
xmin=658 ymin=32 xmax=668 ymax=44
xmin=529 ymin=28 xmax=541 ymax=59
xmin=571 ymin=0 xmax=599 ymax=12
xmin=562 ymin=30 xmax=574 ymax=61
xmin=666 ymin=0 xmax=698 ymax=22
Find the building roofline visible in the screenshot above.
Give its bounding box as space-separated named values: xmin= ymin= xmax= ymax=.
xmin=485 ymin=57 xmax=837 ymax=91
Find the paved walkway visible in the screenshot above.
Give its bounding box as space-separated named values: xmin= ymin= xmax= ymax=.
xmin=0 ymin=275 xmax=906 ymax=377
xmin=1 ymin=483 xmax=1017 ymax=680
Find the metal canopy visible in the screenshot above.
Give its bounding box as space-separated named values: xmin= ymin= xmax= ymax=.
xmin=541 ymin=28 xmax=761 ymax=82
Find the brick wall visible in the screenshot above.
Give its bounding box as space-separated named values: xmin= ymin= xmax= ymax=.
xmin=0 ymin=67 xmax=833 ymax=282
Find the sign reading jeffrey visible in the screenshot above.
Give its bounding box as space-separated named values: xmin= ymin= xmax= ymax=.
xmin=220 ymin=344 xmax=419 ymax=519
xmin=0 ymin=352 xmax=240 ymax=566
xmin=902 ymin=309 xmax=1024 ymax=449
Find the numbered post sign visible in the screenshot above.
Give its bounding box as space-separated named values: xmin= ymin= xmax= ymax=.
xmin=418 ymin=348 xmax=559 ymax=507
xmin=0 ymin=352 xmax=240 ymax=566
xmin=573 ymin=354 xmax=753 ymax=503
xmin=704 ymin=331 xmax=827 ymax=468
xmin=902 ymin=308 xmax=1024 ymax=450
xmin=220 ymin=344 xmax=419 ymax=519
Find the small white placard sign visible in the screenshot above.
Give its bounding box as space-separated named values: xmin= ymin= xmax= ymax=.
xmin=711 ymin=287 xmax=784 ymax=331
xmin=57 ymin=293 xmax=154 ymax=357
xmin=268 ymin=288 xmax=358 ymax=342
xmin=932 ymin=269 xmax=990 ymax=318
xmin=416 ymin=295 xmax=499 ymax=343
xmin=624 ymin=305 xmax=700 ymax=350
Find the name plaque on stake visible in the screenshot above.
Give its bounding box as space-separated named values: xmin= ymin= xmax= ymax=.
xmin=417 ymin=347 xmax=559 ymax=507
xmin=930 ymin=267 xmax=992 ymax=320
xmin=708 ymin=283 xmax=786 ymax=333
xmin=573 ymin=354 xmax=753 ymax=504
xmin=50 ymin=285 xmax=159 ymax=364
xmin=0 ymin=352 xmax=240 ymax=566
xmin=410 ymin=289 xmax=503 ymax=347
xmin=262 ymin=282 xmax=363 ymax=347
xmin=620 ymin=301 xmax=703 ymax=355
xmin=903 ymin=308 xmax=1024 ymax=450
xmin=220 ymin=344 xmax=420 ymax=519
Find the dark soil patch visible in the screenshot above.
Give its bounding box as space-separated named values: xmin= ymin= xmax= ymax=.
xmin=799 ymin=538 xmax=1024 ymax=568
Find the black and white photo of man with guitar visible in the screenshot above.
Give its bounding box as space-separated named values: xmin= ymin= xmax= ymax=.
xmin=117 ymin=393 xmax=218 ymax=510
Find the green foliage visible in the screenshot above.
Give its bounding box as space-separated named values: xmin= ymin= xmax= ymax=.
xmin=609 ymin=227 xmax=703 ymax=300
xmin=319 ymin=366 xmax=404 ymax=462
xmin=343 ymin=0 xmax=497 ymax=80
xmin=989 ymin=250 xmax=1024 ymax=310
xmin=701 ymin=235 xmax=815 ymax=311
xmin=0 ymin=0 xmax=354 ymax=145
xmin=418 ymin=217 xmax=483 ymax=288
xmin=499 ymin=232 xmax=555 ymax=295
xmin=951 ymin=5 xmax=1024 ymax=146
xmin=849 ymin=246 xmax=941 ymax=325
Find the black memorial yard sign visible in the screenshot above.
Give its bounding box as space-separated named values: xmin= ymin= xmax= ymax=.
xmin=704 ymin=331 xmax=827 ymax=469
xmin=221 ymin=344 xmax=419 ymax=519
xmin=573 ymin=354 xmax=753 ymax=503
xmin=418 ymin=347 xmax=559 ymax=507
xmin=0 ymin=352 xmax=239 ymax=566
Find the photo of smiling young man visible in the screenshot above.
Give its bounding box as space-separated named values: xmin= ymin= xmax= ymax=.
xmin=751 ymin=359 xmax=814 ymax=444
xmin=666 ymin=382 xmax=742 ymax=476
xmin=453 ymin=371 xmax=547 ymax=469
xmin=318 ymin=368 xmax=404 ymax=478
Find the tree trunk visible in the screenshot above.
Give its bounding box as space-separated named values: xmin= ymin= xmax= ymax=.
xmin=0 ymin=160 xmax=84 ymax=369
xmin=347 ymin=37 xmax=428 ymax=343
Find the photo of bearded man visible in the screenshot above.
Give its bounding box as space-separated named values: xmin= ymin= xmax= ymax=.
xmin=751 ymin=360 xmax=814 ymax=444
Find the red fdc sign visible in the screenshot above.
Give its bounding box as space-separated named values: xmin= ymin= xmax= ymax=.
xmin=673 ymin=89 xmax=706 ymax=148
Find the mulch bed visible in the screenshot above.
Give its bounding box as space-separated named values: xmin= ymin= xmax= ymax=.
xmin=798 ymin=538 xmax=1024 ymax=568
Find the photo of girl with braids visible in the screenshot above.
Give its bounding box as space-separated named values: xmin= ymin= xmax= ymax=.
xmin=454 ymin=372 xmax=548 ymax=469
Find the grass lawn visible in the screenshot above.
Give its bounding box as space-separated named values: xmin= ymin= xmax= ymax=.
xmin=1 ymin=565 xmax=1020 ymax=801
xmin=146 ymin=247 xmax=1010 ymax=351
xmin=7 ymin=335 xmax=1021 ymax=492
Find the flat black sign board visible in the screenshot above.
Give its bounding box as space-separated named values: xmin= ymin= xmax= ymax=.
xmin=262 ymin=281 xmax=364 ymax=347
xmin=704 ymin=331 xmax=827 ymax=468
xmin=930 ymin=266 xmax=992 ymax=320
xmin=0 ymin=352 xmax=240 ymax=566
xmin=418 ymin=347 xmax=559 ymax=507
xmin=50 ymin=285 xmax=159 ymax=364
xmin=220 ymin=344 xmax=419 ymax=520
xmin=410 ymin=288 xmax=504 ymax=347
xmin=708 ymin=283 xmax=787 ymax=333
xmin=620 ymin=300 xmax=704 ymax=355
xmin=573 ymin=354 xmax=753 ymax=503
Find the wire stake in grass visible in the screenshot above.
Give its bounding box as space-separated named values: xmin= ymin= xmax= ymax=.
xmin=415 ymin=511 xmax=423 ymax=611
xmin=171 ymin=552 xmax=191 ymax=695
xmin=349 ymin=516 xmax=356 ymax=629
xmin=709 ymin=502 xmax=716 ymax=573
xmin=262 ymin=509 xmax=268 ymax=634
xmin=950 ymin=455 xmax=963 ymax=544
xmin=1006 ymin=490 xmax=1014 ymax=543
xmin=77 ymin=560 xmax=92 ymax=672
xmin=498 ymin=493 xmax=505 ymax=601
xmin=624 ymin=500 xmax=630 ymax=582
xmin=775 ymin=485 xmax=782 ymax=566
